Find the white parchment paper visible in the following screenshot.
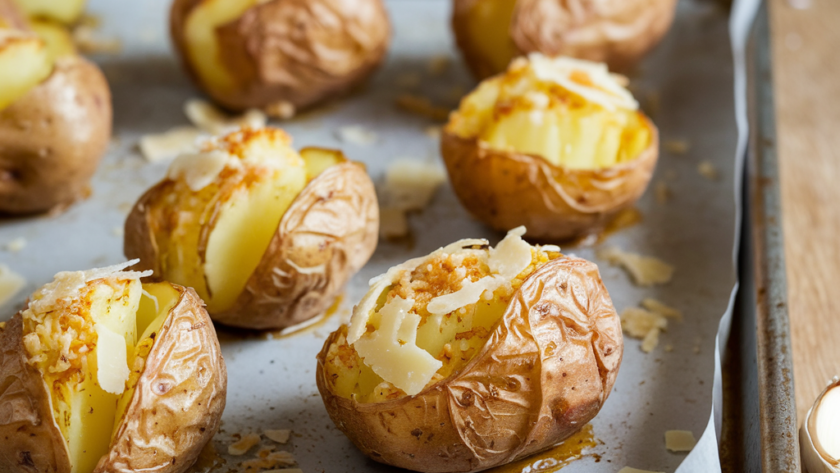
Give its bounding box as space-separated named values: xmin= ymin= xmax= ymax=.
xmin=0 ymin=0 xmax=759 ymax=471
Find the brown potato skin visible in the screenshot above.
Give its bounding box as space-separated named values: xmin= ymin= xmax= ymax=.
xmin=125 ymin=161 xmax=380 ymax=330
xmin=170 ymin=0 xmax=391 ymax=113
xmin=452 ymin=0 xmax=678 ymax=80
xmin=316 ymin=256 xmax=623 ymax=473
xmin=0 ymin=314 xmax=70 ymax=473
xmin=95 ymin=285 xmax=227 ymax=473
xmin=440 ymin=117 xmax=658 ymax=241
xmin=0 ymin=284 xmax=226 ymax=473
xmin=0 ymin=56 xmax=111 ymax=214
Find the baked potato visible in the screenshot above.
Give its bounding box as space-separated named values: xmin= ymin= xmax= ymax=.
xmin=440 ymin=53 xmax=658 ymax=241
xmin=316 ymin=227 xmax=623 ymax=472
xmin=125 ymin=127 xmax=379 ymax=330
xmin=11 ymin=0 xmax=87 ymax=25
xmin=452 ymin=0 xmax=678 ymax=80
xmin=0 ymin=260 xmax=227 ymax=473
xmin=0 ymin=8 xmax=111 ymax=214
xmin=169 ymin=0 xmax=391 ymax=115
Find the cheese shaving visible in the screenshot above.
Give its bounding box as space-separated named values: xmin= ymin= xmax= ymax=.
xmin=665 ymin=430 xmax=697 ymax=452
xmin=228 ymin=433 xmax=261 ymax=456
xmin=642 ymin=298 xmax=682 ymax=321
xmin=139 ymin=126 xmax=204 ymax=163
xmin=167 ymin=150 xmax=234 ymax=192
xmin=621 ymin=307 xmax=667 ymax=353
xmin=426 ymin=276 xmax=503 ymax=316
xmin=487 ymin=226 xmax=531 ymax=279
xmin=380 ymin=158 xmax=447 ymax=212
xmin=0 ymin=264 xmax=26 ymax=307
xmin=95 ymin=323 xmax=130 ymax=394
xmin=522 ymin=53 xmax=639 ymax=112
xmin=4 ymin=237 xmax=26 ymax=252
xmin=353 ymin=296 xmax=442 ymax=395
xmin=597 ymin=247 xmax=674 ymax=286
xmin=264 ymin=429 xmax=291 ymax=444
xmin=336 ymin=125 xmax=377 ymax=146
xmin=184 ymin=99 xmax=267 ymax=135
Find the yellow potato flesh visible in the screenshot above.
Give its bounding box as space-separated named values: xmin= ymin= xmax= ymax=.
xmin=183 ymin=0 xmax=259 ymax=94
xmin=453 ymin=78 xmax=652 ymax=170
xmin=13 ymin=0 xmax=87 ymax=24
xmin=300 ymin=147 xmax=346 ymax=180
xmin=464 ymin=0 xmax=518 ymax=74
xmin=204 ymin=169 xmax=305 ymax=312
xmin=30 ymin=19 xmax=76 ymax=60
xmin=0 ymin=33 xmax=52 ymax=111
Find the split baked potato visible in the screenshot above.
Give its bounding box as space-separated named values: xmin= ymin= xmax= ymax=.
xmin=12 ymin=0 xmax=87 ymax=25
xmin=169 ymin=0 xmax=391 ymax=115
xmin=0 ymin=4 xmax=111 ymax=214
xmin=317 ymin=227 xmax=623 ymax=472
xmin=452 ymin=0 xmax=678 ymax=80
xmin=441 ymin=53 xmax=658 ymax=240
xmin=125 ymin=127 xmax=379 ymax=330
xmin=0 ymin=260 xmax=227 ymax=473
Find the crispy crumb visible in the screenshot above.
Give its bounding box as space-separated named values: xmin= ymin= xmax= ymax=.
xmin=693 ymin=336 xmax=702 ymax=354
xmin=664 ymin=343 xmax=674 ymax=352
xmin=427 ymin=55 xmax=449 ymax=76
xmin=664 ymin=140 xmax=690 ymax=154
xmin=396 ymin=94 xmax=451 ymax=121
xmin=336 ymin=126 xmax=377 ymax=146
xmin=0 ymin=265 xmax=25 ymax=307
xmin=240 ymin=451 xmax=295 ymax=472
xmin=72 ymin=25 xmax=121 ymax=54
xmin=264 ymin=429 xmax=291 ymax=444
xmin=655 ymin=181 xmax=670 ymax=203
xmin=697 ymin=161 xmax=719 ymax=180
xmin=4 ymin=237 xmax=26 ymax=253
xmin=395 ymin=72 xmax=421 ymax=88
xmin=665 ymin=430 xmax=697 ymax=452
xmin=597 ymin=247 xmax=674 ymax=286
xmin=138 ymin=126 xmax=203 ymax=163
xmin=228 ymin=433 xmax=261 ymax=456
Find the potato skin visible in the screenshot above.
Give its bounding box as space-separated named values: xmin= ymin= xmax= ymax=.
xmin=316 ymin=256 xmax=623 ymax=473
xmin=0 ymin=314 xmax=70 ymax=473
xmin=95 ymin=285 xmax=227 ymax=473
xmin=440 ymin=118 xmax=658 ymax=241
xmin=0 ymin=56 xmax=111 ymax=214
xmin=170 ymin=0 xmax=391 ymax=113
xmin=452 ymin=0 xmax=678 ymax=80
xmin=0 ymin=285 xmax=226 ymax=473
xmin=125 ymin=161 xmax=379 ymax=330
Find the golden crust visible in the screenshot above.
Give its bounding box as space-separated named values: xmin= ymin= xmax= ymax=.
xmin=0 ymin=314 xmax=70 ymax=473
xmin=0 ymin=285 xmax=226 ymax=473
xmin=125 ymin=161 xmax=379 ymax=330
xmin=316 ymin=256 xmax=623 ymax=473
xmin=170 ymin=0 xmax=391 ymax=112
xmin=452 ymin=0 xmax=678 ymax=80
xmin=95 ymin=285 xmax=227 ymax=473
xmin=439 ymin=116 xmax=658 ymax=241
xmin=0 ymin=56 xmax=111 ymax=214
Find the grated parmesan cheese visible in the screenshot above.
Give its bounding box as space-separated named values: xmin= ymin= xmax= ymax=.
xmin=665 ymin=430 xmax=697 ymax=452
xmin=597 ymin=247 xmax=674 ymax=286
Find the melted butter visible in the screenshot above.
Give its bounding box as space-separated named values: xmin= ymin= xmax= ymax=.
xmin=186 ymin=441 xmax=226 ymax=473
xmin=489 ymin=424 xmax=599 ymax=473
xmin=565 ymin=207 xmax=643 ymax=248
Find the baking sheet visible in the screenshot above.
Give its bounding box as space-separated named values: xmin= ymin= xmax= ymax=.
xmin=0 ymin=0 xmax=752 ymax=471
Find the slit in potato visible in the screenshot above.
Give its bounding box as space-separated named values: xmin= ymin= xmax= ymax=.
xmin=19 ymin=265 xmax=180 ymax=473
xmin=323 ymin=227 xmax=562 ymax=401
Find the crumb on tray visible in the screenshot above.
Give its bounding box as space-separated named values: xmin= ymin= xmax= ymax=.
xmin=597 ymin=247 xmax=674 ymax=286
xmin=665 ymin=430 xmax=697 ymax=452
xmin=228 ymin=433 xmax=261 ymax=456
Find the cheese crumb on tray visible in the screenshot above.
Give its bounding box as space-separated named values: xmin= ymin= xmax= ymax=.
xmin=0 ymin=264 xmax=26 ymax=307
xmin=598 ymin=247 xmax=674 ymax=286
xmin=264 ymin=429 xmax=291 ymax=444
xmin=228 ymin=433 xmax=261 ymax=456
xmin=665 ymin=430 xmax=697 ymax=452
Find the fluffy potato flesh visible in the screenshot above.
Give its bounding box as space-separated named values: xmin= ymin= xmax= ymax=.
xmin=152 ymin=128 xmax=345 ymax=314
xmin=448 ymin=53 xmax=652 ymax=170
xmin=12 ymin=0 xmax=86 ymax=24
xmin=19 ymin=263 xmax=175 ymax=473
xmin=182 ymin=0 xmax=259 ymax=94
xmin=323 ymin=228 xmax=561 ymax=402
xmin=0 ymin=29 xmax=52 ymax=111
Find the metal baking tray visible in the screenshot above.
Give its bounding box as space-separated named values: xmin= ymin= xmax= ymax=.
xmin=720 ymin=2 xmax=800 ymax=471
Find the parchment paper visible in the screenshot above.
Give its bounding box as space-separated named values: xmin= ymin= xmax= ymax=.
xmin=0 ymin=0 xmax=758 ymax=471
